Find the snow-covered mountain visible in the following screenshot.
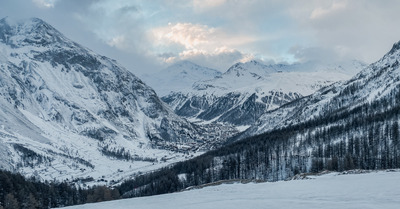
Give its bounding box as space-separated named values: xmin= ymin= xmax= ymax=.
xmin=161 ymin=59 xmax=365 ymax=126
xmin=0 ymin=17 xmax=235 ymax=184
xmin=110 ymin=42 xmax=400 ymax=198
xmin=264 ymin=59 xmax=366 ymax=74
xmin=241 ymin=40 xmax=400 ymax=138
xmin=141 ymin=60 xmax=222 ymax=96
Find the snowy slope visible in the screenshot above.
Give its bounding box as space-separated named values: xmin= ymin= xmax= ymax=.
xmin=265 ymin=59 xmax=366 ymax=74
xmin=162 ymin=59 xmax=365 ymax=126
xmin=0 ymin=17 xmax=231 ymax=185
xmin=141 ymin=60 xmax=221 ymax=96
xmin=62 ymin=170 xmax=400 ymax=209
xmin=242 ymin=40 xmax=400 ymax=138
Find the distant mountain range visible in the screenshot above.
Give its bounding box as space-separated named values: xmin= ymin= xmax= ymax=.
xmin=1 ymin=16 xmax=394 ymax=195
xmin=144 ymin=58 xmax=365 ymax=127
xmin=117 ymin=40 xmax=400 ymax=199
xmin=2 ymin=16 xmax=400 ymax=208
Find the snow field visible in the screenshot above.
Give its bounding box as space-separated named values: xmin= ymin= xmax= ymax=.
xmin=62 ymin=170 xmax=400 ymax=209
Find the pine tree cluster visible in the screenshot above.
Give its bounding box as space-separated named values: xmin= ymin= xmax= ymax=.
xmin=0 ymin=170 xmax=120 ymax=209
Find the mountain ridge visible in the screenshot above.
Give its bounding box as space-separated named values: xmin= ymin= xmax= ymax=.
xmin=141 ymin=60 xmax=222 ymax=96
xmin=115 ymin=39 xmax=400 ymax=200
xmin=159 ymin=59 xmax=365 ymax=126
xmin=0 ymin=17 xmax=236 ymax=185
xmin=240 ymin=38 xmax=400 ymax=138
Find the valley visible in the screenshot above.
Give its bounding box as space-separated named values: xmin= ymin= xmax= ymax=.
xmin=0 ymin=2 xmax=400 ymax=207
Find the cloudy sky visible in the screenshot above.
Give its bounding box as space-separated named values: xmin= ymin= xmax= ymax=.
xmin=1 ymin=0 xmax=400 ymax=75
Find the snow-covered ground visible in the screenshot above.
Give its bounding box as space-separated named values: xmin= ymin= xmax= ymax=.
xmin=62 ymin=170 xmax=400 ymax=209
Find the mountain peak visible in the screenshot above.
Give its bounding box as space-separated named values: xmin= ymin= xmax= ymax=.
xmin=168 ymin=60 xmax=202 ymax=70
xmin=166 ymin=60 xmax=221 ymax=75
xmin=0 ymin=17 xmax=212 ymax=183
xmin=0 ymin=17 xmax=49 ymax=30
xmin=388 ymin=40 xmax=400 ymax=55
xmin=0 ymin=17 xmax=67 ymax=47
xmin=0 ymin=16 xmax=9 ymax=24
xmin=225 ymin=60 xmax=276 ymax=76
xmin=231 ymin=60 xmax=265 ymax=68
xmin=142 ymin=60 xmax=221 ymax=96
xmin=246 ymin=59 xmax=264 ymax=65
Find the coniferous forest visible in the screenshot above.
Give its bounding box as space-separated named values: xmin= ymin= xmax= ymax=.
xmin=117 ymin=84 xmax=400 ymax=198
xmin=2 ymin=1 xmax=400 ymax=207
xmin=1 ymin=83 xmax=400 ymax=208
xmin=0 ymin=78 xmax=400 ymax=208
xmin=0 ymin=170 xmax=120 ymax=209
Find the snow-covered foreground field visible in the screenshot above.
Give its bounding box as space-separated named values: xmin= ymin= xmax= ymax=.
xmin=63 ymin=170 xmax=400 ymax=209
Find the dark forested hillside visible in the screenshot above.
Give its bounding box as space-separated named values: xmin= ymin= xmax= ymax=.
xmin=2 ymin=18 xmax=400 ymax=208
xmin=116 ymin=41 xmax=400 ymax=198
xmin=0 ymin=170 xmax=120 ymax=209
xmin=2 ymin=62 xmax=399 ymax=209
xmin=117 ymin=85 xmax=400 ymax=197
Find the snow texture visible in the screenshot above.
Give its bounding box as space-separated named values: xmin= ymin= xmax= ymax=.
xmin=62 ymin=170 xmax=400 ymax=209
xmin=141 ymin=60 xmax=222 ymax=97
xmin=242 ymin=40 xmax=400 ymax=138
xmin=0 ymin=17 xmax=218 ymax=185
xmin=156 ymin=59 xmax=365 ymax=126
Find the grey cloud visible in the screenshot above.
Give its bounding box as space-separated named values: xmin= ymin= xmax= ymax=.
xmin=180 ymin=49 xmax=248 ymax=71
xmin=292 ymin=0 xmax=400 ymax=63
xmin=288 ymin=46 xmax=342 ymax=64
xmin=158 ymin=52 xmax=176 ymax=59
xmin=3 ymin=0 xmax=400 ymax=74
xmin=119 ymin=5 xmax=139 ymax=14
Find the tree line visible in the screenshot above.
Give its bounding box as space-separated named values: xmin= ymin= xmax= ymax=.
xmin=0 ymin=170 xmax=120 ymax=209
xmin=2 ymin=77 xmax=400 ymax=208
xmin=117 ymin=84 xmax=400 ymax=198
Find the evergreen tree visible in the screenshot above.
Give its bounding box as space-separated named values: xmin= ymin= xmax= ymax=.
xmin=4 ymin=194 xmax=19 ymax=209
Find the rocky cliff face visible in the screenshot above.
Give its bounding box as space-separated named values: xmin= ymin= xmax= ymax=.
xmin=240 ymin=41 xmax=400 ymax=139
xmin=0 ymin=17 xmax=233 ymax=184
xmin=160 ymin=59 xmax=362 ymax=126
